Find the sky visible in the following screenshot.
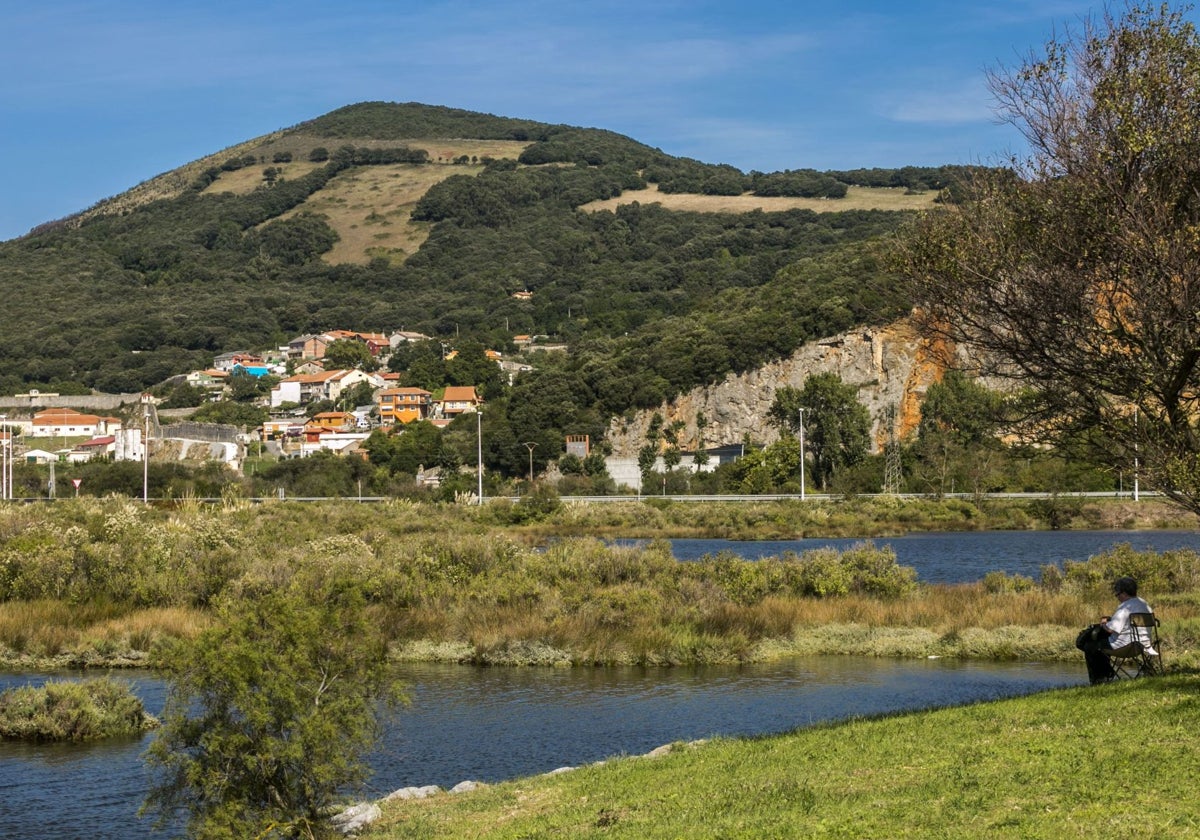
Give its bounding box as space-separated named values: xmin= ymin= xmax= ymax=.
xmin=0 ymin=0 xmax=1111 ymax=242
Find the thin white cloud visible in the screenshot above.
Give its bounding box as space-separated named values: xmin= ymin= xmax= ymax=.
xmin=884 ymin=79 xmax=995 ymax=126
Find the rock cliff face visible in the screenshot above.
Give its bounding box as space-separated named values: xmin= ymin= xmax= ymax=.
xmin=605 ymin=319 xmax=948 ymax=457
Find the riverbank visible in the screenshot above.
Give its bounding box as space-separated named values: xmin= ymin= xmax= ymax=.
xmin=362 ymin=675 xmax=1199 ymax=838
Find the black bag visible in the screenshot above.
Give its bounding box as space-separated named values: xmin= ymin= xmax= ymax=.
xmin=1075 ymin=623 xmax=1105 ymax=651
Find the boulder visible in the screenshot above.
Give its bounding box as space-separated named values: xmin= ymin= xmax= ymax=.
xmin=331 ymin=802 xmax=380 ymax=835
xmin=383 ymin=785 xmax=442 ymax=801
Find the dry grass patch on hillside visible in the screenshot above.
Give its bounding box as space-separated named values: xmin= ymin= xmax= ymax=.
xmin=211 ymin=138 xmax=532 ymax=265
xmin=582 ymin=184 xmax=939 ymax=214
xmin=408 ymin=138 xmax=532 ymax=163
xmin=202 ymin=160 xmax=328 ymax=195
xmin=279 ymin=163 xmax=481 ymax=265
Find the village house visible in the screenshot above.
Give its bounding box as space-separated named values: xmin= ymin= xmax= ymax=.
xmin=436 ymin=385 xmax=482 ymax=418
xmin=229 ymin=362 xmax=274 ymax=378
xmin=286 ymin=334 xmax=333 ymax=360
xmin=389 ymin=330 xmax=432 ymax=349
xmin=29 ymin=408 xmax=122 ymax=439
xmin=185 ymin=369 xmax=229 ymax=397
xmin=376 ymin=387 xmax=432 ymax=425
xmin=287 ymin=330 xmax=393 ymax=361
xmin=212 ymin=352 xmax=264 ymax=372
xmin=292 ymin=359 xmax=326 ymax=375
xmin=269 ymin=369 xmax=383 ymax=408
xmin=305 ymin=411 xmax=357 ymax=433
xmin=23 ymin=448 xmax=59 ymax=465
xmin=260 ymin=418 xmax=303 ymax=440
xmin=67 ymin=435 xmax=116 ymax=463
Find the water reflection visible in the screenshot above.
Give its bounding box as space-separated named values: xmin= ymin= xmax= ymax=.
xmin=0 ymin=658 xmax=1082 ymax=839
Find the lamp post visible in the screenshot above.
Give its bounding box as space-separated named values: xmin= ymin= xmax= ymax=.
xmin=476 ymin=407 xmax=483 ymax=505
xmin=141 ymin=394 xmax=151 ymax=504
xmin=0 ymin=414 xmax=7 ymax=501
xmin=1133 ymin=406 xmax=1140 ymax=503
xmin=523 ymin=441 xmax=537 ymax=484
xmin=797 ymin=407 xmax=806 ymax=502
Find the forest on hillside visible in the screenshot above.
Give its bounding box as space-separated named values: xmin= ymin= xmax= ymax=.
xmin=0 ymin=104 xmax=950 ymax=399
xmin=0 ymin=102 xmax=1003 ymax=489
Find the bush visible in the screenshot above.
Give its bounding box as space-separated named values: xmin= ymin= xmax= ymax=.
xmin=1059 ymin=545 xmax=1200 ymax=596
xmin=142 ymin=584 xmax=404 ymax=838
xmin=0 ymin=677 xmax=155 ymax=741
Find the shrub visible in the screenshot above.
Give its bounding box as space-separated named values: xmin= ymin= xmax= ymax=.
xmin=1060 ymin=545 xmax=1200 ymax=596
xmin=143 ymin=584 xmax=404 ymax=838
xmin=0 ymin=677 xmax=155 ymax=741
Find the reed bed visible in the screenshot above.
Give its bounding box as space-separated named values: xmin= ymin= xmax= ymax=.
xmin=0 ymin=498 xmax=1198 ymax=669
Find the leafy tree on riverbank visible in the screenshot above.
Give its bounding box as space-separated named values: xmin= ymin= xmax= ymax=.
xmin=895 ymin=3 xmax=1200 ymax=515
xmin=142 ymin=583 xmax=403 ymax=839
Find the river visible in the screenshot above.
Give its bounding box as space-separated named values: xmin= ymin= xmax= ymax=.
xmin=625 ymin=528 xmax=1200 ymax=583
xmin=5 ymin=528 xmax=1197 ymax=838
xmin=0 ymin=658 xmax=1080 ymax=840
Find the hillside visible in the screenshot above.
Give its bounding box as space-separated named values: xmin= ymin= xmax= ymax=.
xmin=0 ymin=101 xmax=970 ymax=465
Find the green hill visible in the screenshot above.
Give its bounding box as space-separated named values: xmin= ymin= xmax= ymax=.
xmin=0 ymin=102 xmax=965 ymax=455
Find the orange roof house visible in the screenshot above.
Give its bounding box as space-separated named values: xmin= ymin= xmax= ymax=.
xmin=306 ymin=411 xmax=356 ymax=432
xmin=377 ymin=387 xmax=432 ymax=425
xmin=30 ymin=408 xmax=121 ymax=439
xmin=437 ymin=386 xmax=482 ymax=418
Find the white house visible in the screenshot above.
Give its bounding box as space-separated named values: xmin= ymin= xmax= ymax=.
xmin=269 ymin=369 xmax=383 ymax=408
xmin=30 ymin=408 xmax=122 ymax=439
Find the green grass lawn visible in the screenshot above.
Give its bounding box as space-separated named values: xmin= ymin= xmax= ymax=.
xmin=365 ymin=675 xmax=1200 ymax=839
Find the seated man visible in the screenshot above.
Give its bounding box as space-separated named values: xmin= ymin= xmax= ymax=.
xmin=1078 ymin=576 xmax=1154 ymax=684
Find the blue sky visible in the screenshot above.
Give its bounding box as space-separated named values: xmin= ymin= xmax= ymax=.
xmin=1 ymin=0 xmax=1105 ymax=242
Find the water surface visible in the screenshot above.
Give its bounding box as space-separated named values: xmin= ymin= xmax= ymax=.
xmin=0 ymin=658 xmax=1081 ymax=839
xmin=636 ymin=529 xmax=1200 ymax=583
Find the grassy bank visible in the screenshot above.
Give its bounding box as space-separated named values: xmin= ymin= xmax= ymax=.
xmin=363 ymin=676 xmax=1200 ymax=839
xmin=2 ymin=498 xmax=1199 ymax=670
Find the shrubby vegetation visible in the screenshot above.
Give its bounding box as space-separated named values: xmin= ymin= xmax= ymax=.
xmin=0 ymin=676 xmax=155 ymax=741
xmin=143 ymin=583 xmax=402 ymax=839
xmin=0 ymin=498 xmax=1197 ymax=670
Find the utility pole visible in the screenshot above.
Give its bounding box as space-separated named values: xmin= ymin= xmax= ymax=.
xmin=476 ymin=407 xmax=483 ymax=505
xmin=798 ymin=407 xmax=806 ymax=501
xmin=0 ymin=414 xmax=7 ymax=501
xmin=523 ymin=441 xmax=537 ymax=484
xmin=141 ymin=394 xmax=151 ymax=504
xmin=883 ymin=403 xmax=902 ymax=495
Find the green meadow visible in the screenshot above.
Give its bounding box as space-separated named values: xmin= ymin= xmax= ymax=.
xmin=363 ymin=677 xmax=1200 ymax=839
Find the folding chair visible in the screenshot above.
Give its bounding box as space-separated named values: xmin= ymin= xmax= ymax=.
xmin=1107 ymin=613 xmax=1164 ymax=679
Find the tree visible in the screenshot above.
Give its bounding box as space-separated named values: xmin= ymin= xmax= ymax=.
xmin=894 ymin=3 xmax=1200 ymax=514
xmin=919 ymin=371 xmax=1005 ymax=448
xmin=142 ymin=583 xmax=402 ymax=838
xmin=190 ymin=400 xmax=268 ymax=428
xmin=323 ymin=339 xmax=376 ymax=372
xmin=770 ymin=375 xmax=870 ymax=489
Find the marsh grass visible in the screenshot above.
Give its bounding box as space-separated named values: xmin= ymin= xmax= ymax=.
xmin=366 ymin=677 xmax=1200 ymax=839
xmin=3 ymin=499 xmax=1200 ymax=668
xmin=0 ymin=600 xmax=207 ymax=665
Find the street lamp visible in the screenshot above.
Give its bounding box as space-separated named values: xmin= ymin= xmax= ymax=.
xmin=1133 ymin=406 xmax=1140 ymax=503
xmin=0 ymin=414 xmax=7 ymax=501
xmin=476 ymin=407 xmax=483 ymax=505
xmin=141 ymin=394 xmax=151 ymax=504
xmin=523 ymin=441 xmax=537 ymax=484
xmin=798 ymin=407 xmax=806 ymax=502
